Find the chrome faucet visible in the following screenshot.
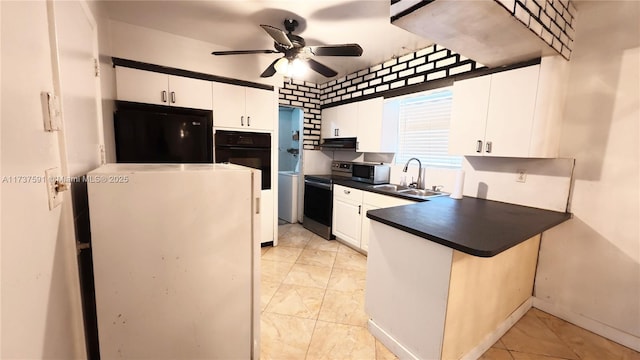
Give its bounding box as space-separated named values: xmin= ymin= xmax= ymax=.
xmin=403 ymin=157 xmax=422 ymax=189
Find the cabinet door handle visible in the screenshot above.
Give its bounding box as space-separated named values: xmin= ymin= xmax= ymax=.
xmin=358 ymin=205 xmax=361 ymax=215
xmin=336 ymin=129 xmax=340 ymax=136
xmin=241 ymin=116 xmax=244 ymax=126
xmin=344 ymin=189 xmax=350 ymax=194
xmin=476 ymin=140 xmax=483 ymax=153
xmin=486 ymin=141 xmax=493 ymax=153
xmin=334 ymin=129 xmax=338 ymax=136
xmin=170 ymin=91 xmax=176 ymax=103
xmin=161 ymin=90 xmax=167 ymax=103
xmin=356 ymin=141 xmax=359 ymax=151
xmin=247 ymin=116 xmax=251 ymax=127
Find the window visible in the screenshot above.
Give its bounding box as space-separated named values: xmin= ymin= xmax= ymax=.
xmin=393 ymin=87 xmax=462 ymax=168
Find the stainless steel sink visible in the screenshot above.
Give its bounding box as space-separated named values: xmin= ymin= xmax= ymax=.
xmin=371 ymin=184 xmax=399 ymax=191
xmin=397 ymin=188 xmax=446 ymax=197
xmin=369 ymin=184 xmax=447 ymax=198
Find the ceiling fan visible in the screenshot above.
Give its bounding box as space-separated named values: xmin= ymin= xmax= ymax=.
xmin=211 ymin=19 xmax=363 ymax=78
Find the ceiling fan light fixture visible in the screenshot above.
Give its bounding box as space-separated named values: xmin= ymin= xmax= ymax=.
xmin=275 ymin=57 xmax=308 ymax=78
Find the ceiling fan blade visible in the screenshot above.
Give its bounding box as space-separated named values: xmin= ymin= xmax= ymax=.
xmin=260 ymin=58 xmax=281 ymax=78
xmin=211 ymin=49 xmax=279 ymax=55
xmin=307 ymin=58 xmax=338 ymax=77
xmin=260 ymin=24 xmax=293 ymax=48
xmin=311 ymin=44 xmax=363 ymax=57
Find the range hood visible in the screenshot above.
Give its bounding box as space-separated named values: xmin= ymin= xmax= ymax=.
xmin=319 ymin=137 xmax=357 ymax=150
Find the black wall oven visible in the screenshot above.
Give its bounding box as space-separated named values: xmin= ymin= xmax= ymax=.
xmin=214 ymin=130 xmax=271 ymax=190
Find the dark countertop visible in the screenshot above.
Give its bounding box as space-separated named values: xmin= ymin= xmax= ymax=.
xmin=366 ymin=196 xmax=571 ymax=257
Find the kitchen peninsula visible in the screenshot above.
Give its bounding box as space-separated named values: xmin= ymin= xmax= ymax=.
xmin=364 ymin=196 xmax=571 ymax=360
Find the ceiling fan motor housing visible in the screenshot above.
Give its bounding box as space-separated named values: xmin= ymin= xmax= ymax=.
xmin=211 ymin=18 xmax=362 ymax=78
xmin=284 ymin=19 xmax=299 ymax=33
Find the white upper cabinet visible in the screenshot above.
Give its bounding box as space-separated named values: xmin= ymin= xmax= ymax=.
xmin=321 ymin=97 xmax=396 ymax=153
xmin=212 ymin=82 xmax=275 ymax=131
xmin=449 ymin=57 xmax=566 ymax=158
xmin=115 ymin=67 xmax=212 ymax=110
xmin=321 ymin=102 xmax=358 ymax=138
xmin=358 ymin=97 xmax=397 ymax=153
xmin=449 ymin=75 xmax=491 ymax=156
xmin=320 ymin=106 xmax=338 ymax=139
xmin=245 ymin=87 xmax=276 ymax=131
xmin=484 ymin=65 xmax=539 ymax=157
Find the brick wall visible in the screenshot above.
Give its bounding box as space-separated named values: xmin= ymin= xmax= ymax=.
xmin=278 ymin=44 xmax=482 ymax=147
xmin=496 ymin=0 xmax=577 ymax=59
xmin=319 ymin=44 xmax=481 ymax=107
xmin=278 ymin=80 xmax=321 ymax=149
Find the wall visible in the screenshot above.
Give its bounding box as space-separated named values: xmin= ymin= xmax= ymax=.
xmin=88 ymin=0 xmax=117 ymax=164
xmin=1 ymin=1 xmax=86 ymax=358
xmin=534 ymin=1 xmax=640 ymax=350
xmin=109 ymin=20 xmax=280 ymax=88
xmin=277 ymin=107 xmax=301 ymax=172
xmin=278 ymin=80 xmax=322 ymax=148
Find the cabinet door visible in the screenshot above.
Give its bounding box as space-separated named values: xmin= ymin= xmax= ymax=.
xmin=357 ymin=97 xmax=386 ymax=152
xmin=321 ymin=106 xmax=338 ymax=139
xmin=361 ymin=192 xmax=415 ymax=252
xmin=335 ymin=102 xmax=358 ymax=138
xmin=360 ymin=203 xmax=379 ymax=252
xmin=168 ymin=75 xmax=213 ymax=110
xmin=449 ymin=75 xmax=491 ymax=156
xmin=332 ymin=197 xmax=362 ymax=248
xmin=212 ymin=82 xmax=246 ymax=128
xmin=484 ymin=65 xmax=539 ymax=157
xmin=116 ymin=67 xmax=169 ymax=106
xmin=245 ymin=87 xmax=275 ymax=131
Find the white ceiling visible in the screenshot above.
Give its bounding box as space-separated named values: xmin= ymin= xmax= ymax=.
xmin=101 ymin=0 xmax=434 ymax=83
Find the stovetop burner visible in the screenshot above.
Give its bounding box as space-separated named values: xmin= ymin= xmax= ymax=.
xmin=305 ymin=160 xmax=353 ymax=184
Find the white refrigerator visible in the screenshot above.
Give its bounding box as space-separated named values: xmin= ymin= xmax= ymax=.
xmin=87 ymin=163 xmax=260 ymax=359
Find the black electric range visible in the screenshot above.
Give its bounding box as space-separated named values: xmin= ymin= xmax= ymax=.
xmin=302 ymin=161 xmax=352 ymax=239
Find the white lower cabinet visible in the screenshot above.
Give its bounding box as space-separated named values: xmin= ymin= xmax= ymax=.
xmin=360 ymin=192 xmax=414 ymax=252
xmin=332 ymin=185 xmax=364 ymax=248
xmin=332 ymin=185 xmax=415 ymax=251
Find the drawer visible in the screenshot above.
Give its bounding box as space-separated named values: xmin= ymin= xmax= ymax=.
xmin=333 ymin=185 xmax=364 ymax=202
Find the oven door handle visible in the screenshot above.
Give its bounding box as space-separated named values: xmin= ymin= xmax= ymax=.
xmin=304 ymin=180 xmax=332 ymax=191
xmin=215 ymin=146 xmax=269 ymax=151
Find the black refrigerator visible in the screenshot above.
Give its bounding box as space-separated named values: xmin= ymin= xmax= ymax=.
xmin=114 ymin=102 xmax=213 ymax=163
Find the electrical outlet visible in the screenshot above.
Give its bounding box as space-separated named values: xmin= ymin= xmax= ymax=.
xmin=516 ymin=169 xmax=527 ymax=183
xmin=45 ymin=167 xmax=64 ymax=210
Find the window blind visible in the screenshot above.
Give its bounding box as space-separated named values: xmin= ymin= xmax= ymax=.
xmin=395 ymin=88 xmax=462 ymax=169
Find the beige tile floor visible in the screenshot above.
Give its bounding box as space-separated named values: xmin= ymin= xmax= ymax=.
xmin=262 ymin=223 xmax=640 ymax=360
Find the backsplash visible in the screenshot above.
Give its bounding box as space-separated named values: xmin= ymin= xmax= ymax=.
xmin=462 ymin=157 xmax=574 ymax=212
xmin=383 ymin=156 xmax=573 ymax=213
